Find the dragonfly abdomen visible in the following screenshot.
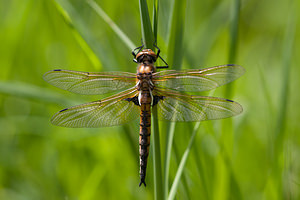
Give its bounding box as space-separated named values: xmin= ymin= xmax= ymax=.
xmin=139 ymin=101 xmax=151 ymax=187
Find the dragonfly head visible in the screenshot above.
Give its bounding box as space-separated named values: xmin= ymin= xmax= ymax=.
xmin=136 ymin=49 xmax=157 ymax=64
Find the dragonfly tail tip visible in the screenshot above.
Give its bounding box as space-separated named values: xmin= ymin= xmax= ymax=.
xmin=139 ymin=180 xmax=146 ymax=187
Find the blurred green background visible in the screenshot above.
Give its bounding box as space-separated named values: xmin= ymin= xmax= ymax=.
xmin=0 ymin=0 xmax=299 ymax=199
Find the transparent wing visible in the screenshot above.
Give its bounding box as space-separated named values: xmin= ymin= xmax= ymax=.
xmin=43 ymin=69 xmax=137 ymax=95
xmin=154 ymin=89 xmax=243 ymax=122
xmin=153 ymin=64 xmax=245 ymax=92
xmin=51 ymin=87 xmax=139 ymax=127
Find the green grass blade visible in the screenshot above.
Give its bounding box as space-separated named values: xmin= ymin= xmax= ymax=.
xmin=152 ymin=0 xmax=158 ymax=40
xmin=274 ymin=1 xmax=296 ymax=152
xmin=152 ymin=106 xmax=163 ymax=200
xmin=228 ymin=0 xmax=240 ymax=64
xmin=164 ymin=0 xmax=186 ymax=198
xmin=166 ymin=0 xmax=186 ymax=70
xmin=168 ymin=123 xmax=200 ymax=200
xmin=273 ymin=3 xmax=296 ymax=198
xmin=184 ymin=1 xmax=232 ymax=66
xmin=0 ymin=81 xmax=78 ymax=105
xmin=139 ymin=0 xmax=154 ymax=49
xmin=191 ymin=136 xmax=211 ymax=199
xmin=53 ymin=0 xmax=102 ymax=70
xmin=163 ymin=122 xmax=175 ymax=198
xmin=87 ymin=0 xmax=136 ymax=50
xmin=224 ymin=0 xmax=240 ymax=98
xmin=220 ymin=0 xmax=243 ymax=199
xmin=217 ymin=142 xmax=243 ymax=199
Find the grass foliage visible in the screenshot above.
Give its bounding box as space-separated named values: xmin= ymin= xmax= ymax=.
xmin=0 ymin=0 xmax=299 ymax=199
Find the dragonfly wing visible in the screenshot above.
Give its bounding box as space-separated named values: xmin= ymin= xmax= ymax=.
xmin=43 ymin=69 xmax=137 ymax=95
xmin=153 ymin=64 xmax=245 ymax=92
xmin=51 ymin=88 xmax=140 ymax=127
xmin=154 ymin=89 xmax=243 ymax=122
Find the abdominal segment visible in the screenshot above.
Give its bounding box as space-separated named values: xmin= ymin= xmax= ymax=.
xmin=139 ymin=103 xmax=151 ymax=187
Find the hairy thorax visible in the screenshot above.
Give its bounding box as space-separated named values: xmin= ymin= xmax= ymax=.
xmin=137 ymin=63 xmax=155 ymax=74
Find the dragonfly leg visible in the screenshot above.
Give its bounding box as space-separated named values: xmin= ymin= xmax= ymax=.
xmin=132 ymin=44 xmax=144 ymax=63
xmin=153 ymin=42 xmax=160 ymax=57
xmin=153 ymin=43 xmax=169 ymax=69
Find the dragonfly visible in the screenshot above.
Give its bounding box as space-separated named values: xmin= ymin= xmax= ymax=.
xmin=43 ymin=45 xmax=245 ymax=187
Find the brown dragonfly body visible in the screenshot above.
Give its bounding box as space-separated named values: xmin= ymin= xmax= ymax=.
xmin=123 ymin=48 xmax=161 ymax=186
xmin=134 ymin=49 xmax=159 ymax=186
xmin=43 ymin=46 xmax=245 ymax=187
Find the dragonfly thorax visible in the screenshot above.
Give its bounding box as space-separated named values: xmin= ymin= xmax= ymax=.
xmin=137 ymin=64 xmax=155 ymax=74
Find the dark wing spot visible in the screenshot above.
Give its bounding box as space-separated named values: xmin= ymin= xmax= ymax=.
xmin=59 ymin=108 xmax=68 ymax=112
xmin=53 ymin=69 xmax=62 ymax=71
xmin=226 ymin=99 xmax=234 ymax=102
